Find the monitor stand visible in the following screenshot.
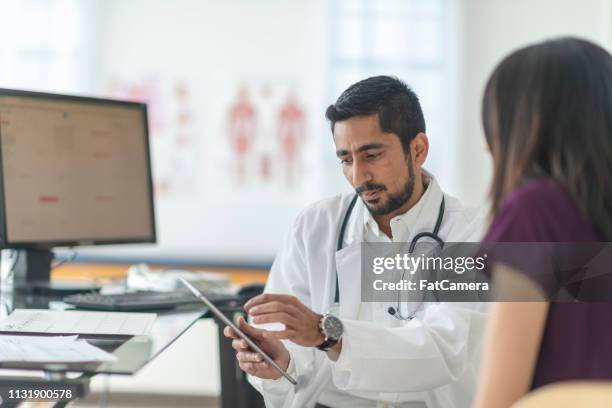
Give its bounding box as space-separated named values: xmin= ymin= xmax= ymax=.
xmin=12 ymin=249 xmax=101 ymax=295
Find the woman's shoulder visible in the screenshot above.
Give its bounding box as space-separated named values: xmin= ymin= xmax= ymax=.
xmin=485 ymin=179 xmax=597 ymax=242
xmin=504 ymin=179 xmax=569 ymax=207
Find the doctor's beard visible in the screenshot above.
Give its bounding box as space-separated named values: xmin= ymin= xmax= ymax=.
xmin=356 ymin=157 xmax=416 ymax=216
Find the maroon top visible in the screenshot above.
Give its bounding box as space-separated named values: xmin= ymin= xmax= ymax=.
xmin=483 ymin=179 xmax=612 ymax=389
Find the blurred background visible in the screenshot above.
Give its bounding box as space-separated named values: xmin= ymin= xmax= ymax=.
xmin=1 ymin=0 xmax=611 ymax=405
xmin=2 ymin=0 xmax=610 ymax=267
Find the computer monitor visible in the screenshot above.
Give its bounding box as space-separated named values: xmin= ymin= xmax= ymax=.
xmin=0 ymin=88 xmax=156 ymax=291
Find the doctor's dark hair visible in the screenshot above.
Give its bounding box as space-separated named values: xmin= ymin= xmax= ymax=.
xmin=325 ymin=76 xmax=425 ymax=154
xmin=483 ymin=37 xmax=612 ymax=240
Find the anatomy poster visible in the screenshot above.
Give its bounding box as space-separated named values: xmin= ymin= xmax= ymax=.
xmin=106 ymin=77 xmax=201 ymax=197
xmin=222 ymin=82 xmax=307 ymax=189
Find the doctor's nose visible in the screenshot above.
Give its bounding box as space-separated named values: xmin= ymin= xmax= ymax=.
xmin=350 ymin=160 xmax=373 ymax=188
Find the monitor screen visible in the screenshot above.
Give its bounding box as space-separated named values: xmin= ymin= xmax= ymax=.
xmin=0 ymin=89 xmax=156 ymax=247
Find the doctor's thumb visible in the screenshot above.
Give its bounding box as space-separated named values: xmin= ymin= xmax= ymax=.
xmin=237 ymin=316 xmax=265 ymax=339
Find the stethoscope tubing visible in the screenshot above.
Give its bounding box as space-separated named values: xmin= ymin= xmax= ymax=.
xmin=334 ymin=194 xmax=445 ymax=320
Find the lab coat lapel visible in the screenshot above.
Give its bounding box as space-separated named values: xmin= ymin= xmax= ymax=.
xmin=398 ymin=176 xmax=446 ymax=317
xmin=334 ymin=198 xmax=364 ymax=320
xmin=411 ymin=173 xmax=445 ymax=236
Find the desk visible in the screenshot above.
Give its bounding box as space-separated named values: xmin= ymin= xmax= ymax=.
xmin=0 ymin=290 xmax=207 ymax=407
xmin=53 ymin=263 xmax=268 ymax=407
xmin=0 ymin=264 xmax=268 ymax=407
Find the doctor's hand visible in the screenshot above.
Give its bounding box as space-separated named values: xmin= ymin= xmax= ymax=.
xmin=245 ymin=294 xmax=325 ymax=347
xmin=223 ymin=316 xmax=290 ymax=380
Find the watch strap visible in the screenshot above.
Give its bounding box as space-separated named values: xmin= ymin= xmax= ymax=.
xmin=316 ymin=337 xmax=338 ymax=351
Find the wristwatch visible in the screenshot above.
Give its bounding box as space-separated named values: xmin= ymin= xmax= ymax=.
xmin=316 ymin=313 xmax=344 ymax=351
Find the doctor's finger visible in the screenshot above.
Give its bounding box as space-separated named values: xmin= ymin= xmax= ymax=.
xmin=248 ymin=301 xmax=298 ymax=316
xmin=240 ymin=361 xmax=270 ymax=376
xmin=231 ymin=338 xmax=249 ymax=351
xmin=251 ymin=312 xmax=298 ymax=326
xmin=239 ymin=361 xmax=257 ymax=374
xmin=237 ymin=316 xmax=267 ymax=339
xmin=223 ymin=326 xmax=239 ymax=339
xmin=237 ymin=351 xmax=263 ymax=363
xmin=244 ymin=293 xmax=299 ymax=311
xmin=225 ymin=318 xmax=262 ymax=341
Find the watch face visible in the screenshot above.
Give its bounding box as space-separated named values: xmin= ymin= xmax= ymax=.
xmin=323 ymin=315 xmax=344 ymax=340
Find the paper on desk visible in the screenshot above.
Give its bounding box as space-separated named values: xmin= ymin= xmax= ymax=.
xmin=126 ymin=263 xmax=230 ymax=292
xmin=0 ymin=335 xmax=117 ymax=363
xmin=0 ymin=309 xmax=156 ymax=336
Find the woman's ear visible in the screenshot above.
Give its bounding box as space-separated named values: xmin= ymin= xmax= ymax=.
xmin=410 ymin=132 xmax=429 ymax=167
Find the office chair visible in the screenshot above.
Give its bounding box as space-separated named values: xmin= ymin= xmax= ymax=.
xmin=237 ymin=283 xmax=266 ymax=303
xmin=217 ymin=282 xmax=266 ymax=408
xmin=238 ymin=283 xmax=266 ymax=408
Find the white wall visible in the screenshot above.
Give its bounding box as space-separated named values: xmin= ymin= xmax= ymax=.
xmin=92 ymin=0 xmax=612 ymax=248
xmin=82 ymin=0 xmax=331 ymax=264
xmin=82 ymin=0 xmax=464 ymax=264
xmin=459 ymin=0 xmax=612 ymax=205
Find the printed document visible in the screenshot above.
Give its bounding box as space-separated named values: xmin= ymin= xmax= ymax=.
xmin=0 ymin=335 xmax=117 ymax=363
xmin=0 ymin=309 xmax=156 ymax=336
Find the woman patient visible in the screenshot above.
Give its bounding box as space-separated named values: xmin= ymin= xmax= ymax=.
xmin=473 ymin=37 xmax=612 ymax=408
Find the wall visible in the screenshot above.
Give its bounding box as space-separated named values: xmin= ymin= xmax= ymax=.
xmin=80 ymin=0 xmax=331 ymax=265
xmin=459 ymin=0 xmax=612 ymax=205
xmin=79 ymin=0 xmax=463 ymax=265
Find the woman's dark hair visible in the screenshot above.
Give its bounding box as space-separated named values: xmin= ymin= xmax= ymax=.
xmin=325 ymin=75 xmax=425 ymax=154
xmin=482 ymin=37 xmax=612 ymax=240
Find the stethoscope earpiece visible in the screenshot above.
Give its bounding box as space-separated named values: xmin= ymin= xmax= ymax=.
xmin=387 ymin=307 xmax=396 ymax=316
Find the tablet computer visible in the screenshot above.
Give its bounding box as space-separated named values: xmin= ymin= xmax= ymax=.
xmin=177 ymin=277 xmax=297 ymax=385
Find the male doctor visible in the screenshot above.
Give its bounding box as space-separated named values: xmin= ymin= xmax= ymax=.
xmin=224 ymin=76 xmax=487 ymax=408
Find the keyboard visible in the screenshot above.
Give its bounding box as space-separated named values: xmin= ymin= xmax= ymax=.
xmin=63 ymin=289 xmax=238 ymax=311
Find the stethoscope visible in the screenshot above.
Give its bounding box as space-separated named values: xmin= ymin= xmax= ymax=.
xmin=334 ymin=194 xmax=445 ymax=320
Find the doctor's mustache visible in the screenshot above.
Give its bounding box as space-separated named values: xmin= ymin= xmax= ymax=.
xmin=356 ymin=183 xmax=387 ymax=194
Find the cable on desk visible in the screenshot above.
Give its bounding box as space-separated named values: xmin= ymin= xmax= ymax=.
xmin=52 ymin=248 xmax=77 ymax=269
xmin=2 ymin=249 xmax=20 ymax=283
xmin=1 ymin=248 xmax=78 ymax=282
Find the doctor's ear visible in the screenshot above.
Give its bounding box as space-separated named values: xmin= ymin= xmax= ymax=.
xmin=409 ymin=133 xmax=429 ymax=167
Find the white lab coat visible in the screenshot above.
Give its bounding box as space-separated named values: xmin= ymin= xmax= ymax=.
xmin=249 ymin=177 xmax=488 ymax=408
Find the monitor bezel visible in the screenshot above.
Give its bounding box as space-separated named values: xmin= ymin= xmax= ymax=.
xmin=0 ymin=88 xmax=157 ymax=249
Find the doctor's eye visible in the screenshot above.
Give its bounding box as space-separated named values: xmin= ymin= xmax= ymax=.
xmin=340 ymin=158 xmax=353 ymax=165
xmin=365 ymin=152 xmax=382 ymax=161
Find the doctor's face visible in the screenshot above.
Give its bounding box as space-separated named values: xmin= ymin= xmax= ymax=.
xmin=334 ymin=114 xmax=423 ymax=216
